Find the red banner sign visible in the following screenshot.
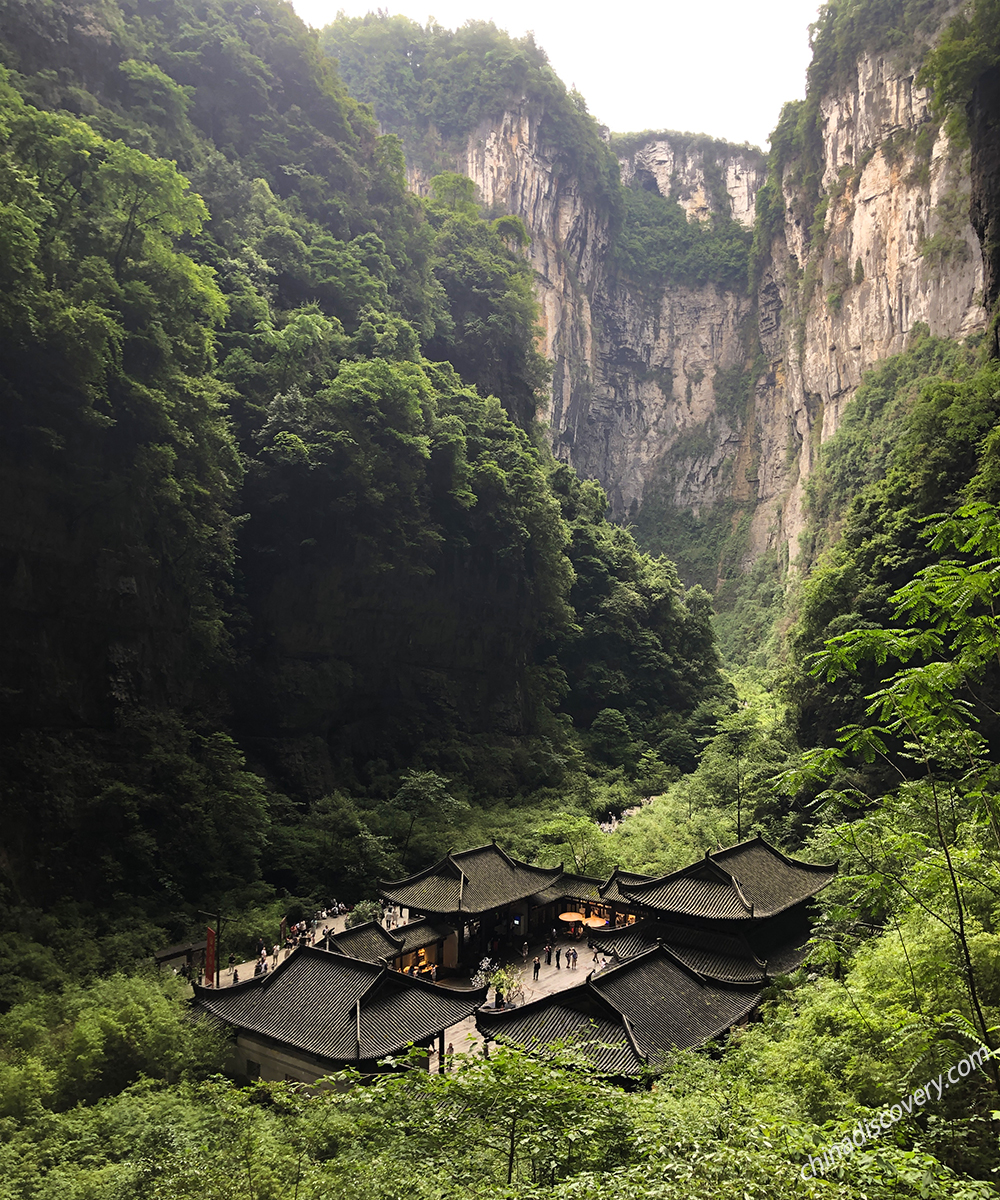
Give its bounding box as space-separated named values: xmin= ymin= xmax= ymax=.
xmin=205 ymin=926 xmax=216 ymax=987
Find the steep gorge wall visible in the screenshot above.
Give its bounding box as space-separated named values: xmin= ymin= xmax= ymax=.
xmin=449 ymin=117 xmax=765 ymax=523
xmin=460 ymin=106 xmax=611 ymax=460
xmin=434 ymin=49 xmax=985 ymax=588
xmin=754 ymin=51 xmax=984 ymax=564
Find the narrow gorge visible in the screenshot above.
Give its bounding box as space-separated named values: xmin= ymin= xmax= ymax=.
xmin=362 ymin=15 xmax=989 ymax=594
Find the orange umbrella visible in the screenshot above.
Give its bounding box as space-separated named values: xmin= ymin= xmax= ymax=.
xmin=583 ymin=915 xmax=608 ymax=928
xmin=558 ymin=911 xmax=585 ymax=922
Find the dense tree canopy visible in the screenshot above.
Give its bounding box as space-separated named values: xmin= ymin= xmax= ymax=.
xmin=789 ymin=328 xmax=1000 ymax=764
xmin=0 ymin=0 xmax=724 ymax=964
xmin=321 ymin=13 xmax=622 ymax=220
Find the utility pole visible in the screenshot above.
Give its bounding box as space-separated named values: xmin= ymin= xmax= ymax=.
xmin=198 ymin=910 xmax=226 ymax=988
xmin=726 ymin=726 xmax=751 ymax=843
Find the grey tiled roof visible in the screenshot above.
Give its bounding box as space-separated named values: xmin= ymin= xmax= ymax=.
xmin=599 ymin=868 xmax=656 ymax=905
xmin=329 ymin=920 xmax=456 ymax=963
xmin=330 ymin=922 xmax=404 ymax=963
xmin=588 ymin=927 xmax=650 ymax=961
xmin=592 ymin=946 xmax=763 ymax=1062
xmin=712 ymin=837 xmax=837 ymax=917
xmin=618 ymin=857 xmax=753 ymax=918
xmin=476 ymin=987 xmax=645 ymax=1076
xmin=530 ymin=872 xmax=605 ymax=906
xmin=393 ymin=918 xmax=456 ymax=953
xmin=478 ymin=945 xmax=763 ymax=1074
xmin=193 ymin=946 xmax=486 ymax=1063
xmin=763 ymin=937 xmax=811 ymax=976
xmin=591 ymin=920 xmax=768 ymax=983
xmin=618 ymin=836 xmax=835 ymax=920
xmin=380 ymin=844 xmax=562 ymax=916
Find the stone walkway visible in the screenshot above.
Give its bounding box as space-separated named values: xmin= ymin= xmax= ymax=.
xmin=431 ymin=937 xmax=602 ymax=1070
xmin=206 ymin=909 xmax=362 ymax=987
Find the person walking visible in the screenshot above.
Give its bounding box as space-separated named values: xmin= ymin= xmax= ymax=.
xmin=521 ymin=941 xmax=529 ymax=963
xmin=544 ymin=943 xmax=552 ymax=965
xmin=532 ymin=956 xmax=540 ymax=981
xmin=555 ymin=946 xmax=561 ymax=970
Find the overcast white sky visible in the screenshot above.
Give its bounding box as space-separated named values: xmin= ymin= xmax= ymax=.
xmin=289 ymin=0 xmax=823 ymax=149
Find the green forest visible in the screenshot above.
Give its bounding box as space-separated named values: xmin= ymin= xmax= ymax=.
xmin=2 ymin=0 xmax=1000 ymax=1195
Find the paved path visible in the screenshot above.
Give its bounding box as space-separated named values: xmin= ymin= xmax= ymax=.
xmin=207 ymin=908 xmax=422 ymax=987
xmin=430 ymin=936 xmax=603 ymax=1071
xmin=206 ymin=909 xmax=358 ymax=987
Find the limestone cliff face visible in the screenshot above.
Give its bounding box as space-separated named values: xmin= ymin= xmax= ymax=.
xmin=586 ymin=140 xmax=765 ymax=520
xmin=578 ymin=278 xmax=755 ymax=520
xmin=619 ymin=137 xmax=763 ymax=228
xmin=439 ymin=114 xmax=766 ymax=523
xmin=754 ymin=51 xmax=984 ymax=563
xmin=447 ymin=104 xmax=611 ymax=454
xmin=435 ymin=49 xmax=985 ymax=584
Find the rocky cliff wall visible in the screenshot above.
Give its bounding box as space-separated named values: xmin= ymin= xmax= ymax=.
xmin=751 ymin=50 xmax=984 ymax=567
xmin=444 ymin=104 xmax=612 ymax=457
xmin=435 ymin=49 xmax=985 ymax=588
xmin=449 ymin=115 xmax=766 ymax=525
xmin=618 ymin=137 xmax=763 ymax=228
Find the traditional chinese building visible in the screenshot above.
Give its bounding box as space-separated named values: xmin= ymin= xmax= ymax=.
xmin=379 ymin=842 xmax=563 ymax=961
xmin=325 ymin=918 xmax=459 ymax=976
xmin=611 ymin=836 xmax=837 ymax=932
xmin=382 ymin=834 xmax=835 ymax=1077
xmin=379 ymin=834 xmax=835 ymax=969
xmin=193 ymin=945 xmax=486 ymax=1083
xmin=476 ymin=942 xmax=770 ymax=1084
xmin=197 ymin=836 xmax=834 ymax=1087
